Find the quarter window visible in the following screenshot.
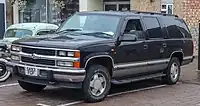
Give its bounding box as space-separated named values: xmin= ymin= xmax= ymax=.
xmin=167 ymin=25 xmax=183 ymax=38
xmin=143 ymin=17 xmax=163 ymax=39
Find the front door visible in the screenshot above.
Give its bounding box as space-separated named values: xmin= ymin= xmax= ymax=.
xmin=113 ymin=16 xmax=148 ymax=78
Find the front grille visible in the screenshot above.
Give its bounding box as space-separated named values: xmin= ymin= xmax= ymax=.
xmin=21 ymin=56 xmax=55 ymax=66
xmin=22 ymin=47 xmax=55 ymax=56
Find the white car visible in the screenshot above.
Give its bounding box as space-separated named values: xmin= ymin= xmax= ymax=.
xmin=0 ymin=23 xmax=59 ymax=82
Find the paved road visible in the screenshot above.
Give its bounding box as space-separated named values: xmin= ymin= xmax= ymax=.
xmin=0 ymin=59 xmax=199 ymax=106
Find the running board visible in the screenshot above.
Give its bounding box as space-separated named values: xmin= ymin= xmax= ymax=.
xmin=111 ymin=73 xmax=166 ymax=85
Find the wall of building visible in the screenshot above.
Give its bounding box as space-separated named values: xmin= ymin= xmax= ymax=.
xmin=131 ymin=0 xmax=161 ymax=12
xmin=174 ymin=0 xmax=200 ymax=55
xmin=80 ymin=0 xmax=103 ymax=11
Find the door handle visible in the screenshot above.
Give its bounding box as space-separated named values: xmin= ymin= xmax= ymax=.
xmin=162 ymin=43 xmax=167 ymax=48
xmin=144 ymin=44 xmax=148 ymax=49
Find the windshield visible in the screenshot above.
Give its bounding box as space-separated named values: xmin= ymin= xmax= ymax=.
xmin=5 ymin=29 xmax=33 ymax=38
xmin=57 ymin=14 xmax=121 ymax=38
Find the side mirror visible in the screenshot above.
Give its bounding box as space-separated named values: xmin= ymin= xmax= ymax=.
xmin=121 ymin=34 xmax=137 ymax=42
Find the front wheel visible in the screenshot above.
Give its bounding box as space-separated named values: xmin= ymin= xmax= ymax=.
xmin=162 ymin=57 xmax=181 ymax=85
xmin=83 ymin=65 xmax=111 ymax=103
xmin=18 ymin=81 xmax=46 ymax=92
xmin=0 ymin=63 xmax=11 ymax=82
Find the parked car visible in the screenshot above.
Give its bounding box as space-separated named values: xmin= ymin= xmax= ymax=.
xmin=7 ymin=11 xmax=194 ymax=102
xmin=0 ymin=23 xmax=58 ymax=82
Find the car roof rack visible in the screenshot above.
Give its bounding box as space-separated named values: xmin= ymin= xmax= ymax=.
xmin=121 ymin=10 xmax=178 ymax=17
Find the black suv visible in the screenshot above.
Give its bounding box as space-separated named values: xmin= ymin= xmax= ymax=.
xmin=7 ymin=11 xmax=194 ymax=102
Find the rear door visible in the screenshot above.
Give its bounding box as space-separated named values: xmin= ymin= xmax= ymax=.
xmin=142 ymin=16 xmax=168 ymax=73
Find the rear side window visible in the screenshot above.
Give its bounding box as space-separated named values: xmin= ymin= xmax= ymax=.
xmin=143 ymin=17 xmax=163 ymax=39
xmin=161 ymin=17 xmax=191 ymax=38
xmin=176 ymin=19 xmax=192 ymax=38
xmin=167 ymin=25 xmax=183 ymax=38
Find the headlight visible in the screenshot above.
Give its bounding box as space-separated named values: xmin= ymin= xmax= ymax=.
xmin=11 ymin=55 xmax=20 ymax=61
xmin=58 ymin=51 xmax=67 ymax=56
xmin=57 ymin=51 xmax=80 ymax=57
xmin=11 ymin=45 xmax=20 ymax=52
xmin=57 ymin=61 xmax=73 ymax=67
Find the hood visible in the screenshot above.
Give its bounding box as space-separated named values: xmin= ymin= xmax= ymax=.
xmin=13 ymin=33 xmax=115 ymax=49
xmin=0 ymin=37 xmax=19 ymax=48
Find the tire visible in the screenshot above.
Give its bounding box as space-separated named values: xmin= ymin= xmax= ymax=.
xmin=0 ymin=63 xmax=11 ymax=82
xmin=18 ymin=81 xmax=46 ymax=92
xmin=162 ymin=57 xmax=181 ymax=85
xmin=83 ymin=65 xmax=111 ymax=103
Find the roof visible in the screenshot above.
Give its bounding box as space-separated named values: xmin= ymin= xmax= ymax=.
xmin=6 ymin=23 xmax=59 ymax=32
xmin=78 ymin=10 xmax=178 ymax=17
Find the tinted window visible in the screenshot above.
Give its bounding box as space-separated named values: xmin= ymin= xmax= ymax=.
xmin=167 ymin=25 xmax=183 ymax=38
xmin=124 ymin=19 xmax=144 ymax=40
xmin=37 ymin=30 xmax=55 ymax=35
xmin=161 ymin=17 xmax=191 ymax=38
xmin=143 ymin=17 xmax=163 ymax=39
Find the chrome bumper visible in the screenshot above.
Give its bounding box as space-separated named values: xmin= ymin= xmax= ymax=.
xmin=6 ymin=61 xmax=86 ymax=83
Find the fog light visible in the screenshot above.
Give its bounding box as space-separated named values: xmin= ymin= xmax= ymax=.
xmin=11 ymin=55 xmax=20 ymax=61
xmin=57 ymin=61 xmax=73 ymax=67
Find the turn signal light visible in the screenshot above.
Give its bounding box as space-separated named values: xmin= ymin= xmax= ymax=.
xmin=74 ymin=51 xmax=80 ymax=58
xmin=73 ymin=62 xmax=80 ymax=68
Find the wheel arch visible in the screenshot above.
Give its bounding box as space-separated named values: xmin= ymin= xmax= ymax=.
xmin=84 ymin=55 xmax=114 ymax=77
xmin=170 ymin=51 xmax=184 ymax=65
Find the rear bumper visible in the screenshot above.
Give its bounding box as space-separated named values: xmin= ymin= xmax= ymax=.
xmin=6 ymin=62 xmax=85 ymax=88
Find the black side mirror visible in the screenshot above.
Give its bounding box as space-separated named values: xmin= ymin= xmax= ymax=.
xmin=121 ymin=34 xmax=137 ymax=42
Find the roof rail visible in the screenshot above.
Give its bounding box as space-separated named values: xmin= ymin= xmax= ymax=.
xmin=135 ymin=11 xmax=178 ymax=17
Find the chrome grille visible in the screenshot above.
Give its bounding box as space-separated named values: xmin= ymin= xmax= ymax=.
xmin=21 ymin=56 xmax=55 ymax=66
xmin=21 ymin=47 xmax=55 ymax=56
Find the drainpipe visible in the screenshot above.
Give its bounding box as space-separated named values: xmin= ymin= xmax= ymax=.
xmin=198 ymin=21 xmax=200 ymax=70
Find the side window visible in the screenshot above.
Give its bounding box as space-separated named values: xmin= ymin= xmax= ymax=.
xmin=166 ymin=25 xmax=183 ymax=38
xmin=143 ymin=17 xmax=163 ymax=39
xmin=124 ymin=19 xmax=144 ymax=40
xmin=176 ymin=19 xmax=192 ymax=38
xmin=37 ymin=30 xmax=55 ymax=35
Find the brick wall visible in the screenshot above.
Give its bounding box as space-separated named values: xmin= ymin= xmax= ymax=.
xmin=131 ymin=0 xmax=161 ymax=12
xmin=174 ymin=0 xmax=200 ymax=56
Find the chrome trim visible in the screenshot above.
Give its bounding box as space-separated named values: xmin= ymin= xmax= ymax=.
xmin=169 ymin=51 xmax=184 ymax=60
xmin=11 ymin=44 xmax=79 ymax=52
xmin=114 ymin=59 xmax=169 ymax=69
xmin=0 ymin=58 xmax=8 ymax=63
xmin=11 ymin=51 xmax=79 ymax=61
xmin=183 ymin=56 xmax=193 ymax=60
xmin=7 ymin=61 xmax=79 ymax=70
xmin=84 ymin=55 xmax=115 ymax=68
xmin=54 ymin=74 xmax=85 ymax=82
xmin=11 ymin=62 xmax=85 ymax=73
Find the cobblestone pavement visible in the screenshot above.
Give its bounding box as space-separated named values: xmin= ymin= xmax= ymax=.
xmin=0 ymin=59 xmax=199 ymax=106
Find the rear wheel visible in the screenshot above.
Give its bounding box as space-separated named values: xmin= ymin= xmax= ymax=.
xmin=162 ymin=57 xmax=181 ymax=85
xmin=18 ymin=81 xmax=46 ymax=92
xmin=0 ymin=63 xmax=11 ymax=82
xmin=83 ymin=65 xmax=111 ymax=102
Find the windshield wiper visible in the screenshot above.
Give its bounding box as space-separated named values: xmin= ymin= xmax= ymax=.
xmin=56 ymin=28 xmax=82 ymax=34
xmin=82 ymin=32 xmax=113 ymax=38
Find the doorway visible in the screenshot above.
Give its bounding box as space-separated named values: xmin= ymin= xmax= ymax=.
xmin=104 ymin=1 xmax=130 ymax=11
xmin=0 ymin=3 xmax=5 ymax=39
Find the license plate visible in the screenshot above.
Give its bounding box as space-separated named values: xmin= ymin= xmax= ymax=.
xmin=25 ymin=67 xmax=38 ymax=76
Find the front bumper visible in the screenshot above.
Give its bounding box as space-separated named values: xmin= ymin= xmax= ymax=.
xmin=6 ymin=62 xmax=86 ymax=88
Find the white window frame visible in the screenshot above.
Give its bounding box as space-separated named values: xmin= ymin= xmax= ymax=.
xmin=104 ymin=1 xmax=130 ymax=11
xmin=161 ymin=4 xmax=173 ymax=14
